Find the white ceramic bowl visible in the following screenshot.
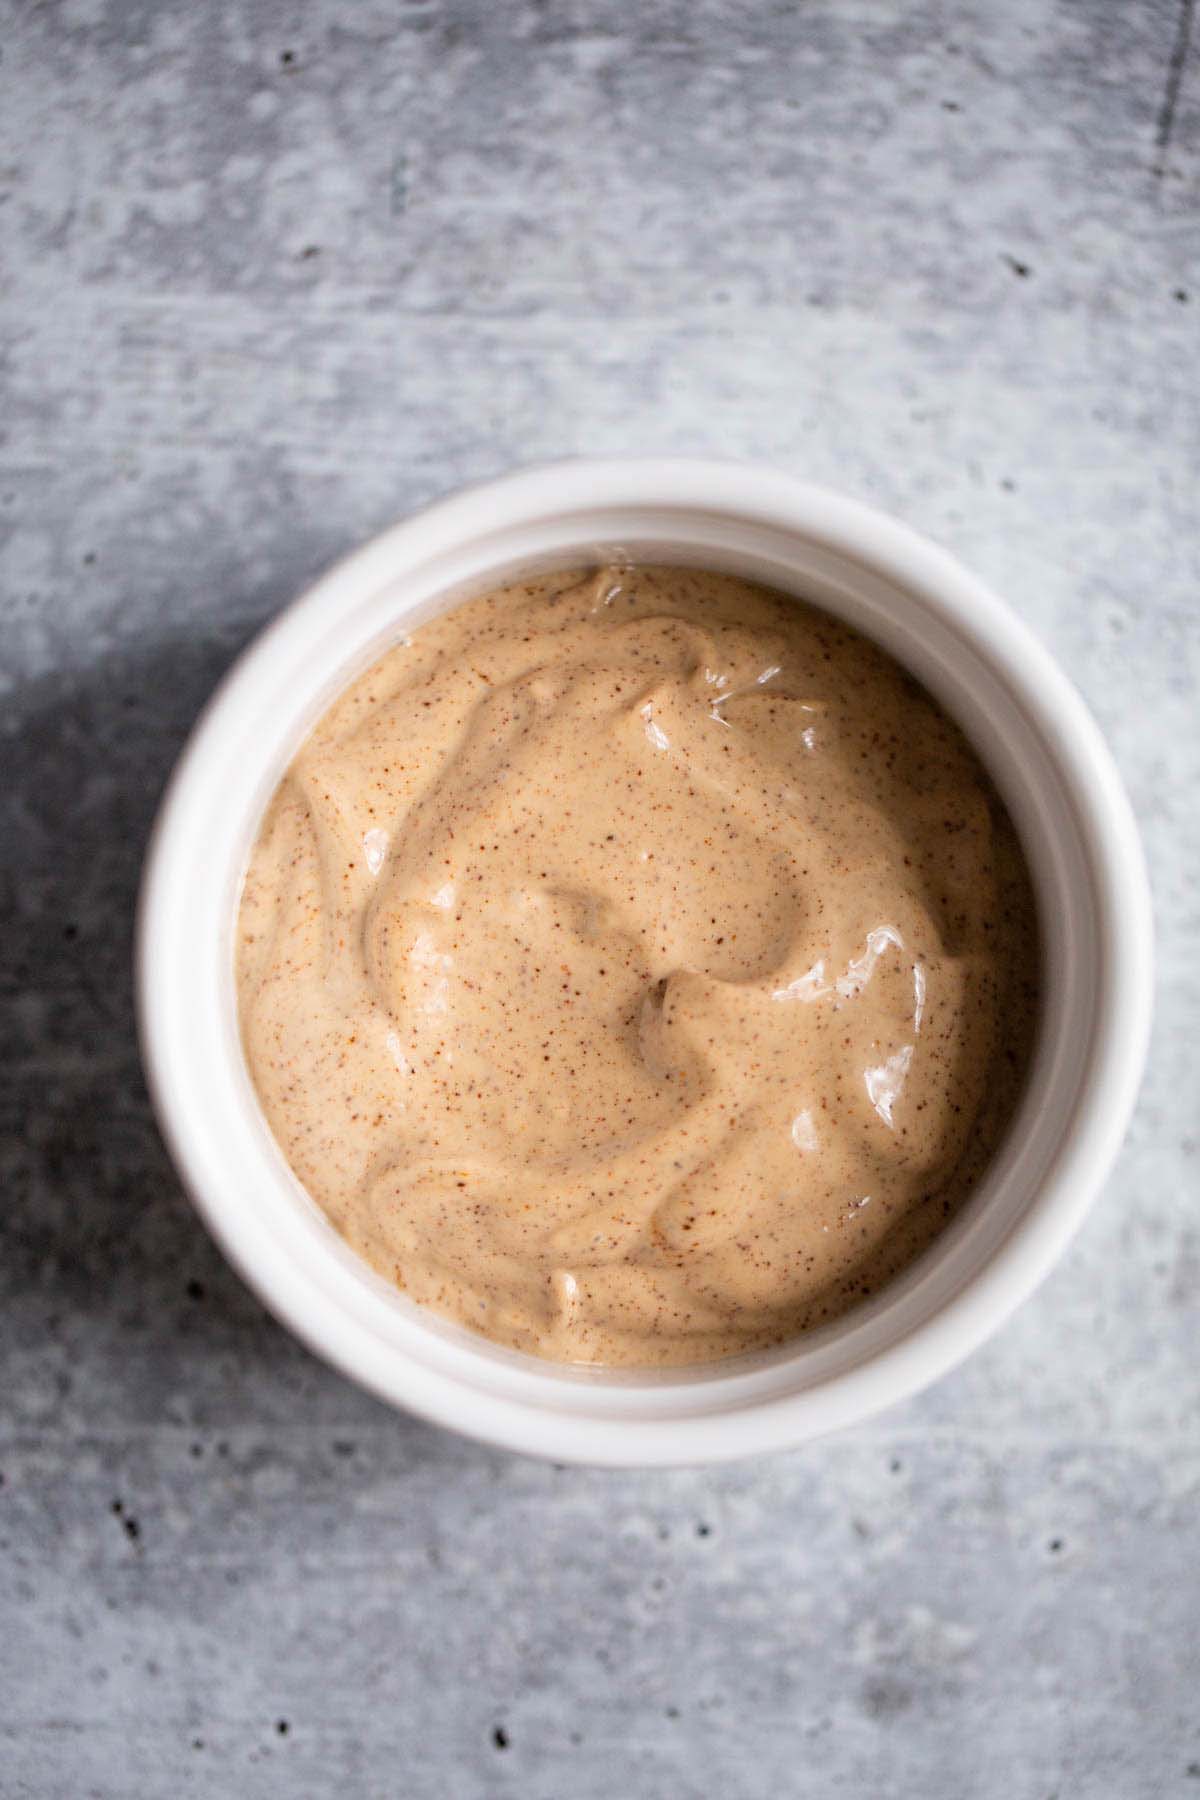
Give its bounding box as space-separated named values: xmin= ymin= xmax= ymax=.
xmin=137 ymin=459 xmax=1152 ymax=1466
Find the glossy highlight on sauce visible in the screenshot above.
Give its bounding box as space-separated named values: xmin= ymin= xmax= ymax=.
xmin=236 ymin=565 xmax=1039 ymax=1366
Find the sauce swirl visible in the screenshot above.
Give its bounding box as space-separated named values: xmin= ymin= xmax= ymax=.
xmin=237 ymin=565 xmax=1038 ymax=1364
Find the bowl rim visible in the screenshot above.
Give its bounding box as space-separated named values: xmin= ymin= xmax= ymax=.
xmin=136 ymin=457 xmax=1153 ymax=1466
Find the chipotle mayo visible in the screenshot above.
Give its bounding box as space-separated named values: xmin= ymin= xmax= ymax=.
xmin=237 ymin=565 xmax=1038 ymax=1365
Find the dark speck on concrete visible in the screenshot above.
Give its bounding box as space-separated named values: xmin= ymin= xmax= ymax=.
xmin=276 ymin=1720 xmax=289 ymax=1737
xmin=1048 ymin=1537 xmax=1064 ymax=1553
xmin=1003 ymin=255 xmax=1032 ymax=278
xmin=110 ymin=1499 xmax=141 ymax=1543
xmin=331 ymin=1440 xmax=356 ymax=1457
xmin=1000 ymin=477 xmax=1017 ymax=492
xmin=185 ymin=1280 xmax=205 ymax=1301
xmin=1187 ymin=1764 xmax=1200 ymax=1779
xmin=1175 ymin=289 xmax=1189 ymax=303
xmin=863 ymin=1680 xmax=913 ymax=1719
xmin=695 ymin=1522 xmax=712 ymax=1538
xmin=82 ymin=552 xmax=96 ymax=565
xmin=941 ymin=99 xmax=961 ymax=111
xmin=280 ymin=49 xmax=296 ymax=68
xmin=492 ymin=1727 xmax=509 ymax=1750
xmin=299 ymin=245 xmax=320 ymax=260
xmin=192 ymin=1739 xmax=204 ymax=1753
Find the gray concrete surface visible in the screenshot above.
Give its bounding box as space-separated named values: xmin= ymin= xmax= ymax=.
xmin=2 ymin=1 xmax=1198 ymax=1795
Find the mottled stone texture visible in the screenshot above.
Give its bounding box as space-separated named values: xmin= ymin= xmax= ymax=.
xmin=1 ymin=0 xmax=1197 ymax=1795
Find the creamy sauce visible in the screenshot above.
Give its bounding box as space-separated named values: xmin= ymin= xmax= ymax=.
xmin=237 ymin=566 xmax=1039 ymax=1365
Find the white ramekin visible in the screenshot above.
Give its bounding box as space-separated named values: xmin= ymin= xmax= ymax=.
xmin=136 ymin=459 xmax=1152 ymax=1467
